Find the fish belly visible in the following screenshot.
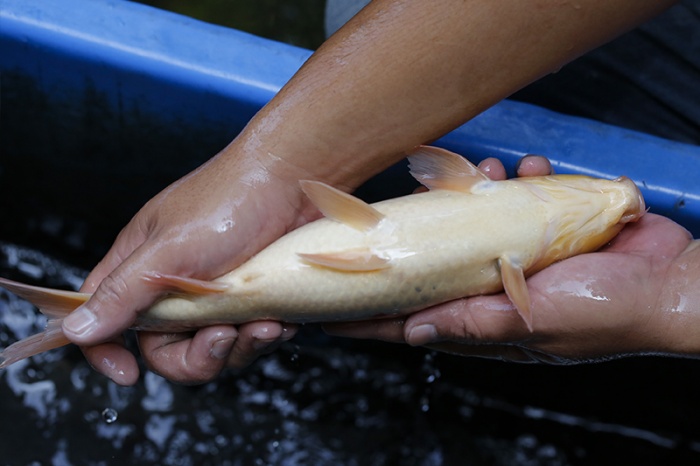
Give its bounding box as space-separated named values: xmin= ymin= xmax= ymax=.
xmin=137 ymin=189 xmax=547 ymax=330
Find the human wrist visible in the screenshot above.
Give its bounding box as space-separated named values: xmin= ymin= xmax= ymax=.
xmin=208 ymin=131 xmax=326 ymax=232
xmin=225 ymin=107 xmax=401 ymax=195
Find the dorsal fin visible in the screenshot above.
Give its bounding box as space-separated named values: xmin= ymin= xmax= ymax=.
xmin=300 ymin=180 xmax=384 ymax=232
xmin=407 ymin=145 xmax=490 ymax=192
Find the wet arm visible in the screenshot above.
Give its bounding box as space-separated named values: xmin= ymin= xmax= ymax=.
xmin=63 ymin=0 xmax=678 ymax=384
xmin=223 ymin=0 xmax=677 ymax=194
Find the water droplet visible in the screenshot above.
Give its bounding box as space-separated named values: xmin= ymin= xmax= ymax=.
xmin=419 ymin=395 xmax=431 ymax=412
xmin=102 ymin=408 xmax=118 ymax=424
xmin=289 ymin=346 xmax=300 ymax=363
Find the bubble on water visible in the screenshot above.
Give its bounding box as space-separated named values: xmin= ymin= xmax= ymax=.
xmin=289 ymin=348 xmax=300 ymax=363
xmin=419 ymin=394 xmax=431 ymax=412
xmin=102 ymin=408 xmax=118 ymax=424
xmin=421 ymin=351 xmax=441 ymax=384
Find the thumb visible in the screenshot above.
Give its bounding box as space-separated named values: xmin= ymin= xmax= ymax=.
xmin=62 ymin=248 xmax=163 ymax=345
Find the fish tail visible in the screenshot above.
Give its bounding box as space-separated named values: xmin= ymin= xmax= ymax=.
xmin=0 ymin=277 xmax=90 ymax=368
xmin=0 ymin=320 xmax=71 ymax=369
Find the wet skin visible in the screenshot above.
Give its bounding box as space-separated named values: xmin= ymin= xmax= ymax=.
xmin=328 ymin=156 xmax=699 ymax=363
xmin=61 ymin=0 xmax=679 ymax=385
xmin=326 ymin=217 xmax=697 ymax=364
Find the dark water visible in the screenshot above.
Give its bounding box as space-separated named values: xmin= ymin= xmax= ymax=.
xmin=131 ymin=0 xmax=326 ymax=50
xmin=2 ymin=241 xmax=700 ymax=465
xmin=3 ymin=2 xmax=700 ymax=462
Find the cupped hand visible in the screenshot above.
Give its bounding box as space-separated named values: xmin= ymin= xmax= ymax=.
xmin=63 ymin=146 xmax=316 ymax=385
xmin=325 ymin=156 xmax=696 ymax=364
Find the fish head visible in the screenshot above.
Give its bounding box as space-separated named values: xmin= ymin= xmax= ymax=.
xmin=609 ymin=176 xmax=646 ymax=223
xmin=521 ymin=174 xmax=645 ymax=273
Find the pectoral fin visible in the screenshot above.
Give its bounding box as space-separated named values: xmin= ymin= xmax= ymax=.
xmin=408 ymin=145 xmax=490 ymax=192
xmin=498 ymin=255 xmax=533 ymax=331
xmin=142 ymin=273 xmax=230 ymax=295
xmin=300 ymin=180 xmax=384 ymax=232
xmin=298 ymin=249 xmax=390 ymax=272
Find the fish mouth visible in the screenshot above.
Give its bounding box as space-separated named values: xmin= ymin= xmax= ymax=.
xmin=614 ymin=176 xmax=646 ymax=223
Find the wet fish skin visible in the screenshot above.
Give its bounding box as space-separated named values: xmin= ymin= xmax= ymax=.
xmin=141 ymin=161 xmax=644 ymax=329
xmin=0 ymin=146 xmax=645 ymax=368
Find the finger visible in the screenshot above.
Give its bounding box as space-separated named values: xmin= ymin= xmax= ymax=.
xmin=324 ymin=314 xmax=553 ymax=363
xmin=403 ymin=294 xmax=533 ymax=346
xmin=477 ymin=158 xmax=507 ymax=180
xmin=62 ymin=242 xmax=172 ymax=346
xmin=322 ymin=317 xmax=407 ymax=343
xmin=226 ymin=321 xmax=298 ymax=370
xmin=426 ymin=342 xmax=573 ymax=364
xmin=607 ymin=213 xmax=692 ymax=255
xmin=80 ymin=340 xmax=140 ymax=386
xmin=138 ymin=325 xmax=239 ymax=385
xmin=426 ymin=341 xmax=538 ymax=362
xmin=79 ymin=222 xmax=149 ymax=293
xmin=515 ymin=155 xmax=553 ymax=177
xmin=68 ymin=224 xmax=151 ymax=384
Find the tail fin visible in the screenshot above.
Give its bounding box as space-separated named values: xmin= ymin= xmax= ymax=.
xmin=0 ymin=277 xmax=90 ymax=369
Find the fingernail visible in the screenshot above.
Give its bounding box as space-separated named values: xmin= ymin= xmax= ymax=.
xmin=250 ymin=325 xmax=282 ymax=350
xmin=407 ymin=324 xmax=438 ymax=346
xmin=63 ymin=307 xmax=97 ymax=337
xmin=210 ymin=338 xmax=235 ymax=360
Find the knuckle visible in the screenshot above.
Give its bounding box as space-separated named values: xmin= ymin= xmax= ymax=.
xmin=460 ymin=312 xmax=485 ymax=341
xmin=94 ymin=274 xmax=132 ymax=311
xmin=452 ymin=303 xmax=486 ymax=341
xmin=141 ymin=342 xmax=220 ymax=386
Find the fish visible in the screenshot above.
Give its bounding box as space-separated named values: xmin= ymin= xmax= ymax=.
xmin=0 ymin=145 xmax=645 ymax=368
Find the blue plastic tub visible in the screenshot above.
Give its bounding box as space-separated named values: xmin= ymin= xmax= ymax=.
xmin=3 ymin=1 xmax=700 ymax=465
xmin=2 ymin=0 xmax=699 ymax=239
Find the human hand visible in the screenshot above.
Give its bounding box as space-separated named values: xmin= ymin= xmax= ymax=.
xmin=62 ymin=146 xmax=318 ymax=385
xmin=325 ymin=157 xmax=697 ymax=363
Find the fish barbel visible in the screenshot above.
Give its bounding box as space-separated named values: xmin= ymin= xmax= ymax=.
xmin=0 ymin=146 xmax=645 ymax=368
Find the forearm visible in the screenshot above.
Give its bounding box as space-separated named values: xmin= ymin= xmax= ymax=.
xmin=223 ymin=0 xmax=675 ymax=190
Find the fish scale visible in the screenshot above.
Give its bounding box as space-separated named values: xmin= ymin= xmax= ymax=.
xmin=143 ymin=190 xmax=539 ymax=325
xmin=0 ymin=146 xmax=645 ymax=368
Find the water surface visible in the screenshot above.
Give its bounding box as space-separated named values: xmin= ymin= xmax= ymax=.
xmin=2 ymin=241 xmax=700 ymax=465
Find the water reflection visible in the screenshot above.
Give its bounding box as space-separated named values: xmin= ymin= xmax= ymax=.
xmin=1 ymin=241 xmax=699 ymax=465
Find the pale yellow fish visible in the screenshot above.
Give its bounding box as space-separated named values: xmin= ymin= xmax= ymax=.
xmin=0 ymin=146 xmax=645 ymax=368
